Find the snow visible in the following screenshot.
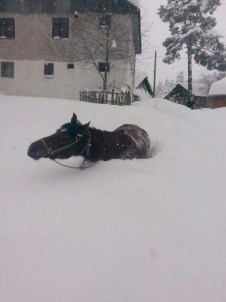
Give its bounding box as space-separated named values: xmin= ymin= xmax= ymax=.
xmin=209 ymin=76 xmax=226 ymax=96
xmin=1 ymin=95 xmax=226 ymax=302
xmin=128 ymin=0 xmax=140 ymax=8
xmin=200 ymin=0 xmax=209 ymax=12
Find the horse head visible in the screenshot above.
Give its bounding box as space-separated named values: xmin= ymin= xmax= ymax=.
xmin=27 ymin=113 xmax=90 ymax=160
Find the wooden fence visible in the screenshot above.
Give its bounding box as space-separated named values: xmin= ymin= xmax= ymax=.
xmin=80 ymin=90 xmax=131 ymax=106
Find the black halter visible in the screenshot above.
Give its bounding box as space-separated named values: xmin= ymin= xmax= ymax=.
xmin=41 ymin=130 xmax=92 ymax=169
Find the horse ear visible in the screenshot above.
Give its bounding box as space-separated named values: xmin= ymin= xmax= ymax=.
xmin=71 ymin=113 xmax=77 ymax=124
xmin=83 ymin=122 xmax=90 ymax=131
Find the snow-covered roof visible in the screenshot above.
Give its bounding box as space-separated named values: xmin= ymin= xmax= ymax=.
xmin=128 ymin=0 xmax=140 ymax=8
xmin=179 ymin=82 xmax=209 ymax=97
xmin=134 ymin=70 xmax=148 ymax=88
xmin=209 ymin=77 xmax=226 ymax=96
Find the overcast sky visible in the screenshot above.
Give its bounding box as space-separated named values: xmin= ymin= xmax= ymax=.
xmin=137 ymin=0 xmax=226 ymax=84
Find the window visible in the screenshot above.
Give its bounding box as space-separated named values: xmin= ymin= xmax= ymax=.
xmin=52 ymin=18 xmax=69 ymax=39
xmin=44 ymin=63 xmax=54 ymax=76
xmin=98 ymin=62 xmax=110 ymax=73
xmin=99 ymin=15 xmax=111 ymax=29
xmin=67 ymin=63 xmax=74 ymax=70
xmin=1 ymin=62 xmax=14 ymax=78
xmin=0 ymin=18 xmax=15 ymax=38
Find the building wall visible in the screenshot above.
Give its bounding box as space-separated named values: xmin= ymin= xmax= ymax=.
xmin=210 ymin=96 xmax=226 ymax=109
xmin=198 ymin=97 xmax=212 ymax=108
xmin=0 ymin=60 xmax=134 ymax=99
xmin=0 ymin=12 xmax=136 ymax=99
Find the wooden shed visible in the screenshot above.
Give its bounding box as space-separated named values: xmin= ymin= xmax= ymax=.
xmin=208 ymin=77 xmax=226 ymax=109
xmin=164 ymin=83 xmax=210 ymax=108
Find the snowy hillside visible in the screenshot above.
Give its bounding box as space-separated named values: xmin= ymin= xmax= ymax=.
xmin=1 ymin=95 xmax=226 ymax=302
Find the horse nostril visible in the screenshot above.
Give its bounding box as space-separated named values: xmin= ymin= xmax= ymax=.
xmin=28 ymin=146 xmax=37 ymax=157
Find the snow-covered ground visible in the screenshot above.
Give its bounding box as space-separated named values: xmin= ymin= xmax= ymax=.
xmin=1 ymin=95 xmax=226 ymax=302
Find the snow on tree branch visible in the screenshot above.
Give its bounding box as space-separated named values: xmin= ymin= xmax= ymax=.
xmin=158 ymin=0 xmax=226 ymax=94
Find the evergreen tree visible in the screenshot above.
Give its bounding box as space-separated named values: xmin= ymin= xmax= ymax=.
xmin=158 ymin=0 xmax=226 ymax=96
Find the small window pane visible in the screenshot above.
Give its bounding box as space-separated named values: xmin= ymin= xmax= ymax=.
xmin=98 ymin=62 xmax=110 ymax=73
xmin=60 ymin=19 xmax=69 ymax=38
xmin=52 ymin=20 xmax=61 ymax=38
xmin=1 ymin=62 xmax=14 ymax=78
xmin=67 ymin=63 xmax=74 ymax=69
xmin=44 ymin=63 xmax=54 ymax=76
xmin=99 ymin=15 xmax=111 ymax=29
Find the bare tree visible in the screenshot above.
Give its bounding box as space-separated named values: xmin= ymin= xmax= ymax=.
xmin=196 ymin=71 xmax=226 ymax=88
xmin=75 ymin=1 xmax=139 ymax=90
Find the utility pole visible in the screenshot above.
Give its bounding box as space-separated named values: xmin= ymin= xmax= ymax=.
xmin=153 ymin=51 xmax=157 ymax=97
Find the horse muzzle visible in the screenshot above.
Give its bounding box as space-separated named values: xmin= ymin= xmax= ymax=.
xmin=27 ymin=144 xmax=43 ymax=160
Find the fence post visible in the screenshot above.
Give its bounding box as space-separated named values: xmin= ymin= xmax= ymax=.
xmin=125 ymin=92 xmax=131 ymax=105
xmin=110 ymin=89 xmax=114 ymax=105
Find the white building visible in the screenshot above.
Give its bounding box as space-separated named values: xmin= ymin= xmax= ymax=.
xmin=0 ymin=0 xmax=141 ymax=100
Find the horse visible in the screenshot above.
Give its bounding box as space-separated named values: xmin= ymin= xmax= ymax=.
xmin=27 ymin=113 xmax=150 ymax=166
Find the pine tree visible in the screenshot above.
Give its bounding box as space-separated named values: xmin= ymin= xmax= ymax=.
xmin=158 ymin=0 xmax=226 ymax=96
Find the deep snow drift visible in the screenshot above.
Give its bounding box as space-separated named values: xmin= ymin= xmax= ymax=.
xmin=1 ymin=95 xmax=226 ymax=302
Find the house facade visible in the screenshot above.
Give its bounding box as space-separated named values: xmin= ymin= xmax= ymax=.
xmin=0 ymin=0 xmax=141 ymax=100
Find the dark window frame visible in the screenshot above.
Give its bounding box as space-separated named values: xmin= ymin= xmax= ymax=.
xmin=1 ymin=62 xmax=14 ymax=78
xmin=44 ymin=63 xmax=54 ymax=77
xmin=98 ymin=62 xmax=110 ymax=73
xmin=52 ymin=18 xmax=69 ymax=39
xmin=67 ymin=63 xmax=74 ymax=70
xmin=99 ymin=14 xmax=111 ymax=29
xmin=0 ymin=18 xmax=15 ymax=39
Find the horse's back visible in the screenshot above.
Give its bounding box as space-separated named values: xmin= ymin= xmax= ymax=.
xmin=114 ymin=124 xmax=150 ymax=159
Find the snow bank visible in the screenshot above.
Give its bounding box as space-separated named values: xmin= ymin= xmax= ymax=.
xmin=1 ymin=95 xmax=226 ymax=302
